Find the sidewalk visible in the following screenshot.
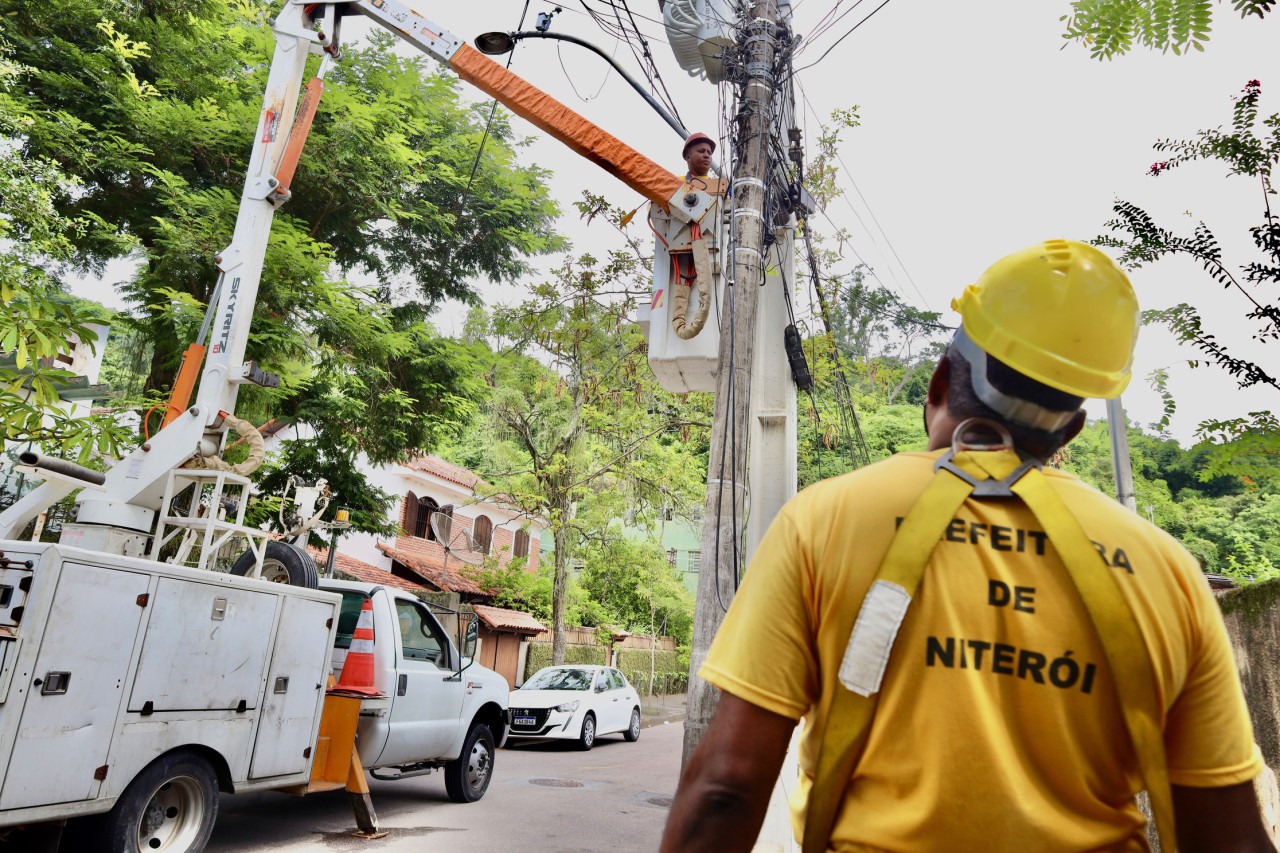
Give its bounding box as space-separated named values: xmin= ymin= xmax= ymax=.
xmin=640 ymin=692 xmax=687 ymax=728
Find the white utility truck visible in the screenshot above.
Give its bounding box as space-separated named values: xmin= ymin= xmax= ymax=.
xmin=0 ymin=540 xmax=508 ymax=853
xmin=0 ymin=0 xmax=730 ymax=850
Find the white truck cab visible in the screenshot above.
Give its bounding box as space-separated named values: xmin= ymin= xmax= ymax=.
xmin=319 ymin=580 xmax=508 ymax=802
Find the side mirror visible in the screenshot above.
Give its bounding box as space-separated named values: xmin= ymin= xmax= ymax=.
xmin=458 ymin=614 xmax=479 ymax=674
xmin=595 ymin=683 xmax=607 ymax=693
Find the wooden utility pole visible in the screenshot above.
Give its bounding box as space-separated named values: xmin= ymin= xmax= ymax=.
xmin=683 ymin=0 xmax=783 ymax=765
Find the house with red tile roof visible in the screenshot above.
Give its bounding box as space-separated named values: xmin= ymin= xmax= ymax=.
xmin=359 ymin=453 xmax=545 ymax=596
xmin=263 ymin=424 xmax=546 ymax=598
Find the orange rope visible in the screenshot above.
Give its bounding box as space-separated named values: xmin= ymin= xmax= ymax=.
xmin=143 ymin=404 xmax=182 ymax=440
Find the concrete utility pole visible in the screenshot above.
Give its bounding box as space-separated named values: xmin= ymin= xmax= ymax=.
xmin=683 ymin=0 xmax=783 ymax=765
xmin=1107 ymin=397 xmax=1138 ymax=513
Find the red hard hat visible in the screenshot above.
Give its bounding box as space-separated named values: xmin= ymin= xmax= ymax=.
xmin=682 ymin=132 xmax=716 ymax=157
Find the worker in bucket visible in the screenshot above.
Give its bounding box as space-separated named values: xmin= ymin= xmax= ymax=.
xmin=661 ymin=240 xmax=1269 ymax=853
xmin=682 ymin=132 xmax=715 ymax=180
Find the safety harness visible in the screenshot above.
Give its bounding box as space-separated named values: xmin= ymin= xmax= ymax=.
xmin=801 ymin=420 xmax=1175 ymax=853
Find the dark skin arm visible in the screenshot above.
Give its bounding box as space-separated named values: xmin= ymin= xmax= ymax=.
xmin=660 ymin=693 xmax=797 ymax=853
xmin=660 ymin=702 xmax=1276 ymax=853
xmin=1173 ymin=781 xmax=1274 ymax=852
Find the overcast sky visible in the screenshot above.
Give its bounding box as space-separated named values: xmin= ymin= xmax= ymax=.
xmin=431 ymin=0 xmax=1279 ymax=446
xmin=75 ymin=0 xmax=1280 ymax=445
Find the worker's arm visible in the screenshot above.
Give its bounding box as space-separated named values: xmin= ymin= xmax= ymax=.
xmin=660 ymin=692 xmax=797 ymax=853
xmin=1173 ymin=781 xmax=1274 ymax=852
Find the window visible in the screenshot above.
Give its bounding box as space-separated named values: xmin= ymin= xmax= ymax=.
xmin=514 ymin=528 xmax=530 ymax=559
xmin=687 ymin=550 xmax=701 ymax=573
xmin=609 ymin=669 xmax=626 ymax=690
xmin=473 ymin=515 xmax=493 ymax=555
xmin=395 ymin=600 xmax=449 ymax=668
xmin=402 ymin=491 xmax=419 ymax=535
xmin=415 ymin=497 xmax=438 ymax=539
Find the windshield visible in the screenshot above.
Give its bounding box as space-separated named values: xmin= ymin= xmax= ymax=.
xmin=522 ymin=668 xmax=595 ymax=691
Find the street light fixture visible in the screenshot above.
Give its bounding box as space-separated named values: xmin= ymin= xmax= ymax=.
xmin=474 ymin=29 xmax=691 ymax=143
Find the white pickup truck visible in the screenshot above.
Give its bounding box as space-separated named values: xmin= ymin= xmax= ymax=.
xmin=0 ymin=543 xmax=509 ymax=853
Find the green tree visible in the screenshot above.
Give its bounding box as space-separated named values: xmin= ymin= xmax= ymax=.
xmin=578 ymin=535 xmax=693 ymax=644
xmin=1097 ymin=80 xmax=1279 ymax=478
xmin=1059 ymin=418 xmax=1280 ymax=579
xmin=445 ymin=205 xmax=708 ymax=665
xmin=3 ymin=0 xmax=560 ymax=437
xmin=0 ymin=40 xmax=135 ymax=460
xmin=1061 ymin=0 xmax=1274 ymax=60
xmin=3 ymin=1 xmax=564 ymax=516
xmin=792 ymin=107 xmax=946 ymax=487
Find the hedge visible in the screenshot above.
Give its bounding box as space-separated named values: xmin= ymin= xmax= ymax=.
xmin=523 ymin=642 xmax=607 ymax=679
xmin=617 ymin=648 xmax=685 ymax=695
xmin=615 ymin=648 xmax=681 ymax=675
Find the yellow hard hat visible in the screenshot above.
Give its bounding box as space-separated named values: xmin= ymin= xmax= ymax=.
xmin=951 ymin=240 xmax=1139 ymax=399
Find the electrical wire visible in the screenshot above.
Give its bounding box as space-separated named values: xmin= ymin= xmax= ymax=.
xmin=795 ymin=80 xmax=930 ymax=307
xmin=798 ymin=0 xmax=868 ymax=55
xmin=575 ymin=0 xmax=684 ymax=121
xmin=618 ymin=0 xmax=684 ymax=122
xmin=457 ymin=2 xmax=533 ymax=212
xmin=790 ymin=0 xmax=898 ymax=76
xmin=557 ymin=38 xmax=615 ymax=101
xmin=779 ymin=42 xmax=874 ymax=475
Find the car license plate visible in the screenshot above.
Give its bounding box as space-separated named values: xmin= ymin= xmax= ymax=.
xmin=514 ymin=716 xmax=537 ymax=726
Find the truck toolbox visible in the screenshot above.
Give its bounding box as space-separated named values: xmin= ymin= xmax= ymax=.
xmin=0 ymin=543 xmax=340 ymax=826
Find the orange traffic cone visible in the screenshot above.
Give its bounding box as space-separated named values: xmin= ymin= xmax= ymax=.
xmin=330 ymin=597 xmax=382 ymax=697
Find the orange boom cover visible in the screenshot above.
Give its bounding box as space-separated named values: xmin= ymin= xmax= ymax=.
xmin=450 ymin=44 xmax=683 ymax=207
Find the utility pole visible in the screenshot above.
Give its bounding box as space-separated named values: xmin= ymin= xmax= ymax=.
xmin=1107 ymin=397 xmax=1138 ymax=513
xmin=683 ymin=0 xmax=783 ymax=765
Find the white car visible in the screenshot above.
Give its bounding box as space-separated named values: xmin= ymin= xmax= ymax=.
xmin=507 ymin=665 xmax=643 ymax=750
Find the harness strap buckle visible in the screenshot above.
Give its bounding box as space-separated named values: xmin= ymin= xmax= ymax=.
xmin=932 ymin=418 xmax=1042 ymax=498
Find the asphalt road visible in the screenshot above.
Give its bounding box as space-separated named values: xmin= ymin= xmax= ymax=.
xmin=205 ymin=721 xmax=683 ymax=853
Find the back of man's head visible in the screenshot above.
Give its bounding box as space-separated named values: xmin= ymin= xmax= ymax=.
xmin=945 ymin=240 xmax=1140 ymax=456
xmin=944 ymin=341 xmax=1084 ymax=459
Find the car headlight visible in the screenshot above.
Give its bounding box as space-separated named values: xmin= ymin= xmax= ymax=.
xmin=552 ymin=701 xmax=580 ymax=713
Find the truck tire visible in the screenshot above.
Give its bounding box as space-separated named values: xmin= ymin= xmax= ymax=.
xmin=99 ymin=750 xmax=218 ymax=853
xmin=230 ymin=541 xmax=319 ymax=588
xmin=444 ymin=723 xmax=495 ymax=803
xmin=577 ymin=712 xmax=596 ymax=751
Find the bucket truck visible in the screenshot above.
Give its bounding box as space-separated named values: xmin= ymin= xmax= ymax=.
xmin=0 ymin=1 xmax=727 ymax=850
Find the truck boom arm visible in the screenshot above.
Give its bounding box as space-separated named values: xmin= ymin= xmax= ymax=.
xmin=0 ymin=0 xmax=689 ymax=542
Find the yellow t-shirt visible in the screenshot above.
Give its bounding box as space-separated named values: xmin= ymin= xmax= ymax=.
xmin=700 ymin=451 xmax=1262 ymax=853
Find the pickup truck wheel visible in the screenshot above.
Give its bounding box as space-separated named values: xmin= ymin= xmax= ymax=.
xmin=102 ymin=750 xmax=218 ymax=853
xmin=624 ymin=707 xmax=641 ymax=742
xmin=444 ymin=723 xmax=495 ymax=803
xmin=577 ymin=712 xmax=596 ymax=751
xmin=230 ymin=541 xmax=318 ymax=589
